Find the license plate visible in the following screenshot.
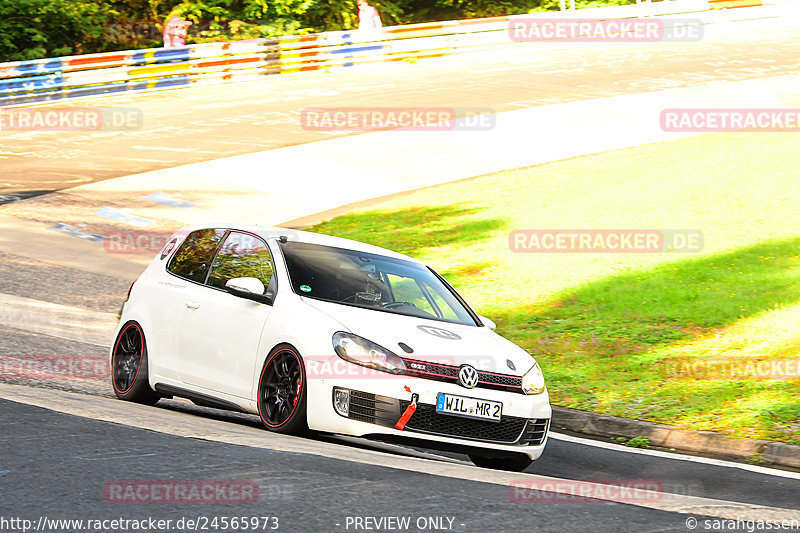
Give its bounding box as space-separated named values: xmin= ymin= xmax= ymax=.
xmin=436 ymin=393 xmax=502 ymax=422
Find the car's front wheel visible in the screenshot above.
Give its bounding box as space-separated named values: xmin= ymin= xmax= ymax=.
xmin=256 ymin=345 xmax=307 ymax=434
xmin=111 ymin=321 xmax=160 ymax=405
xmin=468 ymin=453 xmax=533 ymax=472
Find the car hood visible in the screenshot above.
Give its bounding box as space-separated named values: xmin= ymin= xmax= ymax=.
xmin=301 ymin=297 xmax=533 ymax=376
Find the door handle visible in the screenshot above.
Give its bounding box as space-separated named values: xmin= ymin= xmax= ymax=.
xmin=185 ymin=301 xmax=200 ymax=310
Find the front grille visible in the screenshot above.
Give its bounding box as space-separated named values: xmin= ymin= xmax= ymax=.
xmin=519 ymin=418 xmax=550 ymax=446
xmin=401 ymin=358 xmax=524 ymax=394
xmin=400 ymin=401 xmax=547 ymax=445
xmin=480 ymin=372 xmax=523 ymax=388
xmin=349 ymin=391 xmax=378 ymax=422
xmin=405 ymin=360 xmax=459 ymax=379
xmin=346 ymin=390 xmax=401 ymax=427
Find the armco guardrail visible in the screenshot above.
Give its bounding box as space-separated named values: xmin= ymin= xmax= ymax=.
xmin=0 ymin=2 xmax=773 ymax=107
xmin=0 ymin=40 xmax=280 ymax=106
xmin=709 ymin=0 xmax=763 ymax=8
xmin=0 ymin=16 xmax=531 ymax=106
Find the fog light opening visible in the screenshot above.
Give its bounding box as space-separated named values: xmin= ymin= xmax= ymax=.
xmin=333 ymin=388 xmax=349 ymax=417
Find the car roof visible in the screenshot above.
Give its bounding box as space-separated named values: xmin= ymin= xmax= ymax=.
xmin=175 ymin=224 xmax=424 ymax=264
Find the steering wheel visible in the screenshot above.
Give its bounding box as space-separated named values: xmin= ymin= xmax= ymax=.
xmin=341 ymin=283 xmax=382 ymax=304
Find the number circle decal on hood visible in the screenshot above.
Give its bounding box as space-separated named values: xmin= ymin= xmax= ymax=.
xmin=417 ymin=325 xmax=462 ymax=340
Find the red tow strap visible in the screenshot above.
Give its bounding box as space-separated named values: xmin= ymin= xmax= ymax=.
xmin=395 ymin=393 xmax=419 ymax=430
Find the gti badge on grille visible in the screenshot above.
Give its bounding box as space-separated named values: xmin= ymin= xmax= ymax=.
xmin=458 ymin=365 xmax=479 ymax=389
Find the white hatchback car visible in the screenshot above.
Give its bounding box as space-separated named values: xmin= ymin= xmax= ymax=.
xmin=111 ymin=224 xmax=550 ymax=471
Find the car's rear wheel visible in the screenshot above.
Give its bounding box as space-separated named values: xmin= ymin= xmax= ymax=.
xmin=257 ymin=345 xmax=307 ymax=434
xmin=111 ymin=321 xmax=159 ymax=405
xmin=468 ymin=453 xmax=532 ymax=472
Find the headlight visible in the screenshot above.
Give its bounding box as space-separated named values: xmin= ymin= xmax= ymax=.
xmin=332 ymin=332 xmax=407 ymax=374
xmin=522 ymin=361 xmax=546 ymax=395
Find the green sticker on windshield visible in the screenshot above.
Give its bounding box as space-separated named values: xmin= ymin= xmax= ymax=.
xmin=299 ymin=285 xmax=312 ymax=293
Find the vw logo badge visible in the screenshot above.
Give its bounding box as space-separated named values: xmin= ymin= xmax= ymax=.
xmin=458 ymin=365 xmax=479 ymax=389
xmin=417 ymin=325 xmax=462 ymax=340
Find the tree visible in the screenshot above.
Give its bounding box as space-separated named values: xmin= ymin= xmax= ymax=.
xmin=0 ymin=0 xmax=117 ymax=61
xmin=0 ymin=0 xmax=571 ymax=62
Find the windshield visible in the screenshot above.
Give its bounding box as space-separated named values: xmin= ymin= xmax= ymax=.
xmin=279 ymin=241 xmax=478 ymax=326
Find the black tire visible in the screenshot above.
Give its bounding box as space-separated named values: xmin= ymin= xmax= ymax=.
xmin=111 ymin=321 xmax=160 ymax=405
xmin=256 ymin=344 xmax=308 ymax=435
xmin=469 ymin=453 xmax=533 ymax=472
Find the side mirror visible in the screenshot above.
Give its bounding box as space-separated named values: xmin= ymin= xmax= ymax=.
xmin=478 ymin=315 xmax=496 ymax=330
xmin=225 ymin=277 xmax=273 ymax=305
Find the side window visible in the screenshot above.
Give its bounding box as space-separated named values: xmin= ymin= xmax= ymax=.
xmin=167 ymin=229 xmax=226 ymax=283
xmin=207 ymin=231 xmax=274 ymax=293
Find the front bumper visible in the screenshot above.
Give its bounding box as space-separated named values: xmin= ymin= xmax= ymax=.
xmin=306 ymin=373 xmax=551 ymax=460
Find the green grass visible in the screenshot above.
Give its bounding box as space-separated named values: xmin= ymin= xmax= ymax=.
xmin=307 ymin=131 xmax=800 ymax=445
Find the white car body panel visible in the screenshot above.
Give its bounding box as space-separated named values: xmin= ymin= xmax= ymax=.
xmin=178 ymin=287 xmax=271 ymax=399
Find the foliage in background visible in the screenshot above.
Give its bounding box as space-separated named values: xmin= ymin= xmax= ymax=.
xmin=0 ymin=0 xmax=118 ymax=60
xmin=0 ymin=0 xmax=635 ymax=62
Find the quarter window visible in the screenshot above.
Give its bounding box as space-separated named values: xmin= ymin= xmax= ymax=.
xmin=207 ymin=231 xmax=275 ymax=293
xmin=386 ymin=274 xmax=437 ymax=316
xmin=167 ymin=229 xmax=225 ymax=283
xmin=422 ymin=281 xmax=459 ymax=321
